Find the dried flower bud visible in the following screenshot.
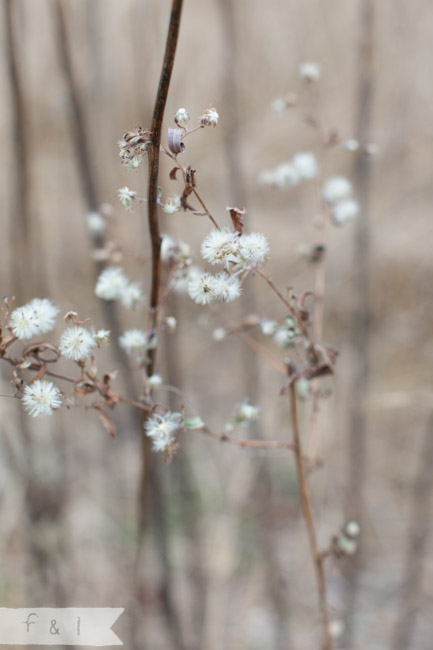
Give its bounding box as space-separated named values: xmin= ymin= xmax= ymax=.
xmin=200 ymin=107 xmax=219 ymax=127
xmin=174 ymin=108 xmax=190 ymax=128
xmin=148 ymin=374 xmax=163 ymax=388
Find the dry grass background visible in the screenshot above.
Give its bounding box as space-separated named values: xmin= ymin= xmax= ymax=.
xmin=1 ymin=1 xmax=433 ymax=649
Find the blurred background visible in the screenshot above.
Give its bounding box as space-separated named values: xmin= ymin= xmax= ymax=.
xmin=1 ymin=0 xmax=433 ymax=649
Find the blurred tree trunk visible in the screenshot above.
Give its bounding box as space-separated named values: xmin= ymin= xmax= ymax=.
xmin=343 ymin=0 xmax=375 ymax=646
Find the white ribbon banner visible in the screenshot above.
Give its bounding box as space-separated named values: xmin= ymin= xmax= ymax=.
xmin=0 ymin=608 xmax=124 ymax=645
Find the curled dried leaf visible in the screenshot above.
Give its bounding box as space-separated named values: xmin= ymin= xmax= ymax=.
xmin=169 ymin=166 xmax=181 ymax=180
xmin=22 ymin=342 xmax=61 ymax=364
xmin=227 ymin=206 xmax=246 ymax=235
xmin=168 ymin=128 xmax=185 ymax=155
xmin=94 ymin=404 xmax=116 ymax=438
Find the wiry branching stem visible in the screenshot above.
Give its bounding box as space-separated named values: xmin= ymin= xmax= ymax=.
xmin=289 ymin=381 xmax=333 ymax=650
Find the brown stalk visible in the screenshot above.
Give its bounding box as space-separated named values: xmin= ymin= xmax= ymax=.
xmin=289 ymin=381 xmax=333 ymax=650
xmin=138 ymin=0 xmax=183 ymax=522
xmin=135 ymin=4 xmax=185 ymax=650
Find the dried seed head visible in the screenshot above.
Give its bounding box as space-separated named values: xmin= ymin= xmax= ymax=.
xmin=200 ymin=107 xmax=219 ymax=127
xmin=118 ymin=187 xmax=137 ymax=210
xmin=118 ymin=126 xmax=151 ymax=169
xmin=174 ymin=108 xmax=190 ymax=128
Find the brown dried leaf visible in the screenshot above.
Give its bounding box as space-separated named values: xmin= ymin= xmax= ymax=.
xmin=94 ymin=405 xmax=116 ymax=438
xmin=227 ymin=206 xmax=246 ymax=235
xmin=169 ymin=166 xmax=181 ymax=180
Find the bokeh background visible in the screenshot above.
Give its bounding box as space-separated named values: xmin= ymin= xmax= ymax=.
xmin=1 ymin=1 xmax=433 ymax=649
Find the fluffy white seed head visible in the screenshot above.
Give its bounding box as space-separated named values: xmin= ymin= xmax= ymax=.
xmin=323 ymin=176 xmax=353 ymax=204
xmin=27 ymin=298 xmax=59 ymax=334
xmin=274 ymin=162 xmax=300 ymax=188
xmin=119 ymin=329 xmax=148 ymax=355
xmin=292 ymin=152 xmax=319 ymax=180
xmin=10 ymin=305 xmax=40 ymax=340
xmin=86 ymin=211 xmax=107 ymax=235
xmin=95 ymin=267 xmax=129 ymax=301
xmin=212 ymin=327 xmax=226 ymax=342
xmin=120 ymin=282 xmax=143 ymax=309
xmin=148 ymin=374 xmax=163 ymax=388
xmin=345 ymin=521 xmax=361 ymax=537
xmin=237 ymin=401 xmax=260 ymax=422
xmin=144 ymin=411 xmax=181 ymax=452
xmin=260 ymin=319 xmax=278 ymax=336
xmin=118 ymin=186 xmax=137 ymax=210
xmin=165 ymin=316 xmax=177 ymax=333
xmin=213 ymin=272 xmax=242 ymax=302
xmin=299 ymin=61 xmax=321 ymax=81
xmin=239 ymin=233 xmax=269 ymax=266
xmin=59 ymin=326 xmax=96 ymax=361
xmin=332 ymin=199 xmax=360 ymax=226
xmin=188 ymin=272 xmax=218 ymax=305
xmin=22 ymin=380 xmax=62 ymax=417
xmin=201 ymin=229 xmax=241 ymax=267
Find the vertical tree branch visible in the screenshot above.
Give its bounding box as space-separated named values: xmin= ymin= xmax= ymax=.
xmin=135 ymin=4 xmax=185 ymax=650
xmin=5 ymin=0 xmax=30 ymax=299
xmin=138 ymin=0 xmax=183 ymax=528
xmin=54 ymin=0 xmax=98 ymax=216
xmin=289 ymin=382 xmax=333 ymax=650
xmin=343 ymin=0 xmax=375 ymax=644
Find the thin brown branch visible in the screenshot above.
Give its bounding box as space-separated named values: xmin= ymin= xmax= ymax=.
xmin=289 ymin=381 xmax=333 ymax=650
xmin=199 ymin=426 xmax=294 ymax=451
xmin=254 ymin=266 xmax=318 ymax=359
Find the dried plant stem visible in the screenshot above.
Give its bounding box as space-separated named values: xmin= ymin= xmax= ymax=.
xmin=289 ymin=382 xmax=333 ymax=650
xmin=254 ymin=266 xmax=317 ymax=357
xmin=308 ymin=230 xmax=328 ymax=459
xmin=139 ymin=0 xmax=184 ymax=516
xmin=136 ymin=3 xmax=185 ymax=650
